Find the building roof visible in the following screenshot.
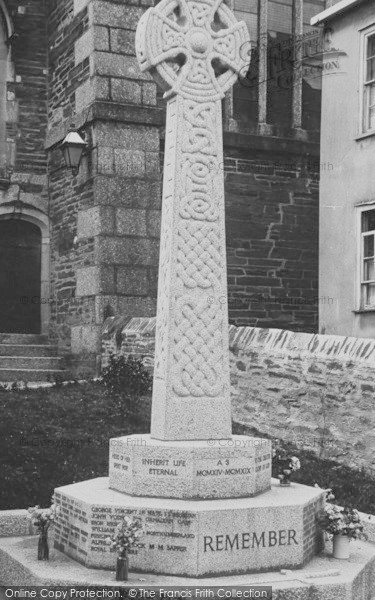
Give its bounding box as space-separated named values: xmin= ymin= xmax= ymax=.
xmin=311 ymin=0 xmax=369 ymax=26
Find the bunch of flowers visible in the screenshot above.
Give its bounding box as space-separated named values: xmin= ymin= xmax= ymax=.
xmin=316 ymin=486 xmax=336 ymax=502
xmin=317 ymin=489 xmax=366 ymax=540
xmin=272 ymin=448 xmax=301 ymax=484
xmin=106 ymin=516 xmax=145 ymax=558
xmin=27 ymin=500 xmax=59 ymax=534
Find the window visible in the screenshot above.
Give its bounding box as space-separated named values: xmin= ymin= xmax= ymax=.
xmin=231 ymin=0 xmax=325 ymax=130
xmin=232 ymin=0 xmax=259 ymax=124
xmin=360 ymin=208 xmax=375 ymax=308
xmin=362 ymin=29 xmax=375 ymax=133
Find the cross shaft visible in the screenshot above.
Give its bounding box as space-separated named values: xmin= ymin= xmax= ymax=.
xmin=136 ymin=0 xmax=250 ymax=440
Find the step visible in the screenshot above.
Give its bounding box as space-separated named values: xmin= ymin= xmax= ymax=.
xmin=0 ymin=356 xmax=62 ymax=370
xmin=0 ymin=368 xmax=68 ymax=383
xmin=0 ymin=344 xmax=58 ymax=357
xmin=0 ymin=333 xmax=49 ymax=345
xmin=1 ymin=532 xmax=375 ymax=595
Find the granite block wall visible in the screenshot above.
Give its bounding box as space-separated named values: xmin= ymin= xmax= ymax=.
xmin=102 ymin=318 xmax=375 ymax=474
xmin=46 ymin=0 xmax=161 ymax=370
xmin=47 ymin=0 xmax=94 ymax=360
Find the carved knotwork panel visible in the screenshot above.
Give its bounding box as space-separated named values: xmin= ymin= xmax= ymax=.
xmin=136 ymin=0 xmax=250 ymax=102
xmin=136 ymin=0 xmax=250 ymax=406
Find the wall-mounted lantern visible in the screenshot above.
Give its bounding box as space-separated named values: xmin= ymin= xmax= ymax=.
xmin=61 ymin=126 xmax=87 ymax=176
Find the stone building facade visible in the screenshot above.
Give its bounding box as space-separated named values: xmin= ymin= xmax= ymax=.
xmin=0 ymin=0 xmax=326 ymax=374
xmin=313 ymin=0 xmax=375 ymax=339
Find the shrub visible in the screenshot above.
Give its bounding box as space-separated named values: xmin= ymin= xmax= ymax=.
xmin=101 ymin=355 xmax=152 ymax=421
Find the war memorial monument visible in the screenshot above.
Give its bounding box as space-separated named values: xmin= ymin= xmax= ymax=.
xmin=52 ymin=0 xmax=325 ymax=579
xmin=2 ymin=0 xmax=375 ymax=596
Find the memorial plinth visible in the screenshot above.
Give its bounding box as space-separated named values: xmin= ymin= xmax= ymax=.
xmin=54 ymin=477 xmax=324 ymax=577
xmin=53 ymin=0 xmax=325 ymax=580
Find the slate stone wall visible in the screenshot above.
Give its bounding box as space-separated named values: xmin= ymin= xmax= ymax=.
xmin=223 ymin=152 xmax=319 ymax=332
xmin=47 ymin=0 xmax=90 ymax=130
xmin=159 ymin=144 xmax=320 ymax=333
xmin=229 ymin=326 xmax=375 ymax=475
xmin=4 ymin=0 xmax=48 ymax=175
xmin=102 ymin=318 xmax=375 ymax=474
xmin=0 ymin=0 xmax=48 ymax=185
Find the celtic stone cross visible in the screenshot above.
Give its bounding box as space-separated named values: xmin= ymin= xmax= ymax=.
xmin=136 ymin=0 xmax=249 ymax=441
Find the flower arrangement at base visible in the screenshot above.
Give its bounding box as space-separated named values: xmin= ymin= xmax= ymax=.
xmin=317 ymin=488 xmax=367 ymax=559
xmin=27 ymin=500 xmax=59 ymax=561
xmin=272 ymin=448 xmax=301 ymax=486
xmin=106 ymin=516 xmax=145 ymax=581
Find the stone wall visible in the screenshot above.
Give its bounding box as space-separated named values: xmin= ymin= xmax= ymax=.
xmin=223 ymin=149 xmax=319 ymax=332
xmin=102 ymin=318 xmax=375 ymax=474
xmin=0 ymin=0 xmax=320 ymax=372
xmin=158 ymin=140 xmax=319 ymax=333
xmin=4 ymin=0 xmax=48 ymax=175
xmin=0 ymin=0 xmax=50 ymax=333
xmin=46 ymin=0 xmax=95 ymax=362
xmin=229 ymin=326 xmax=375 ymax=474
xmin=102 ymin=315 xmax=156 ymax=371
xmin=45 ymin=0 xmax=161 ymax=371
xmin=0 ymin=0 xmax=48 ymax=185
xmin=47 ymin=0 xmax=90 ymax=129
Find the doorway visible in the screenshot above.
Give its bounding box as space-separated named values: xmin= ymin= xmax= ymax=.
xmin=0 ymin=219 xmax=42 ymax=333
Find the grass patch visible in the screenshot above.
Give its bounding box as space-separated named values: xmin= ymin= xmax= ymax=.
xmin=1 ymin=383 xmax=374 ymax=514
xmin=0 ymin=381 xmax=148 ymax=510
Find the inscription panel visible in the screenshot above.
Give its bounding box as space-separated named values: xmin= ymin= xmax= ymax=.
xmin=195 ymin=457 xmax=253 ymax=477
xmin=108 ymin=441 xmax=133 ymax=493
xmin=108 ymin=435 xmax=272 ymax=499
xmin=55 ymin=495 xmax=302 ymax=572
xmin=54 ymin=491 xmax=198 ymax=572
xmin=87 ymin=504 xmax=198 ymax=571
xmin=53 ymin=491 xmax=89 ymax=564
xmin=198 ymin=503 xmax=305 ymax=575
xmin=254 ymin=446 xmax=272 ymax=494
xmin=140 ymin=457 xmax=190 ymax=478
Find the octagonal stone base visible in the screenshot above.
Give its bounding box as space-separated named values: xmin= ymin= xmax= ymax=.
xmin=109 ymin=434 xmax=272 ymax=499
xmin=53 ymin=477 xmax=324 ymax=577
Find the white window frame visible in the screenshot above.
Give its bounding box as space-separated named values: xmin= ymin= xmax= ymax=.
xmin=357 ymin=203 xmax=375 ymax=310
xmin=359 ymin=24 xmax=375 ymax=136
